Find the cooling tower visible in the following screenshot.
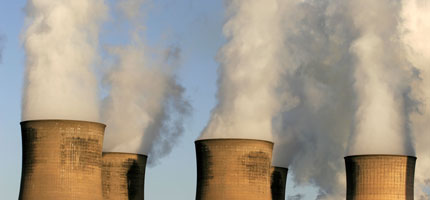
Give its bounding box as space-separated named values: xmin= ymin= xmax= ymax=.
xmin=345 ymin=155 xmax=416 ymax=200
xmin=195 ymin=138 xmax=273 ymax=200
xmin=271 ymin=166 xmax=288 ymax=200
xmin=102 ymin=152 xmax=147 ymax=200
xmin=19 ymin=120 xmax=105 ymax=200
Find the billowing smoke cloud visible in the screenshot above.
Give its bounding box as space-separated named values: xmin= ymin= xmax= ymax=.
xmin=198 ymin=0 xmax=354 ymax=197
xmin=273 ymin=0 xmax=419 ymax=198
xmin=401 ymin=0 xmax=430 ymax=198
xmin=101 ymin=0 xmax=190 ymax=164
xmin=273 ymin=1 xmax=354 ymax=198
xmin=198 ymin=0 xmax=353 ymax=197
xmin=200 ymin=0 xmax=428 ymax=198
xmin=22 ymin=0 xmax=107 ymax=121
xmin=200 ymin=0 xmax=287 ymax=141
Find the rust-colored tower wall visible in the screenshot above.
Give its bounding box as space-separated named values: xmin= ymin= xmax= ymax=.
xmin=271 ymin=166 xmax=288 ymax=200
xmin=345 ymin=155 xmax=416 ymax=200
xmin=19 ymin=120 xmax=105 ymax=200
xmin=195 ymin=139 xmax=273 ymax=200
xmin=102 ymin=152 xmax=147 ymax=200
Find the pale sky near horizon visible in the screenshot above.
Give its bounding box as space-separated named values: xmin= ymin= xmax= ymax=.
xmin=0 ymin=0 xmax=318 ymax=199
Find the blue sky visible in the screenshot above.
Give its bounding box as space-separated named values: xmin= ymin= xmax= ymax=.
xmin=0 ymin=1 xmax=318 ymax=199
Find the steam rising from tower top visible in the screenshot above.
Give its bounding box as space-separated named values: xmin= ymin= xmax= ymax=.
xmin=22 ymin=0 xmax=107 ymax=122
xmin=347 ymin=0 xmax=415 ymax=156
xmin=200 ymin=0 xmax=286 ymax=141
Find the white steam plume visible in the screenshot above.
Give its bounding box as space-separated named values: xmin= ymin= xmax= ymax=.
xmin=401 ymin=0 xmax=430 ymax=198
xmin=22 ymin=0 xmax=107 ymax=121
xmin=200 ymin=0 xmax=286 ymax=141
xmin=101 ymin=0 xmax=190 ymax=163
xmin=347 ymin=0 xmax=415 ymax=156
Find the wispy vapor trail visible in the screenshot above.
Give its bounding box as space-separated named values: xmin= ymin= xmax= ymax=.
xmin=22 ymin=0 xmax=107 ymax=121
xmin=101 ymin=0 xmax=190 ymax=164
xmin=288 ymin=194 xmax=304 ymax=200
xmin=0 ymin=34 xmax=4 ymax=63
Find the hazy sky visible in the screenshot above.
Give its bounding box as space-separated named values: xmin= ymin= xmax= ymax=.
xmin=0 ymin=0 xmax=318 ymax=199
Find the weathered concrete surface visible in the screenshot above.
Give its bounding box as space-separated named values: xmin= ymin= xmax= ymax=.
xmin=102 ymin=153 xmax=147 ymax=200
xmin=195 ymin=139 xmax=273 ymax=200
xmin=270 ymin=166 xmax=288 ymax=200
xmin=19 ymin=120 xmax=105 ymax=200
xmin=345 ymin=155 xmax=416 ymax=200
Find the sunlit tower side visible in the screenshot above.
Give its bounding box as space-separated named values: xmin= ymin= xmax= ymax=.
xmin=19 ymin=120 xmax=106 ymax=200
xmin=195 ymin=138 xmax=273 ymax=200
xmin=345 ymin=154 xmax=416 ymax=200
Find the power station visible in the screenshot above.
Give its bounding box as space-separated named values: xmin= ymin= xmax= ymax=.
xmin=102 ymin=152 xmax=147 ymax=200
xmin=345 ymin=154 xmax=416 ymax=200
xmin=195 ymin=138 xmax=273 ymax=200
xmin=19 ymin=120 xmax=105 ymax=200
xmin=17 ymin=120 xmax=420 ymax=199
xmin=270 ymin=166 xmax=288 ymax=200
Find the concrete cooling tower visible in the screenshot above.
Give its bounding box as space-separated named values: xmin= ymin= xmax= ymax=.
xmin=102 ymin=152 xmax=147 ymax=200
xmin=270 ymin=166 xmax=288 ymax=200
xmin=195 ymin=138 xmax=273 ymax=200
xmin=345 ymin=155 xmax=416 ymax=200
xmin=19 ymin=120 xmax=105 ymax=200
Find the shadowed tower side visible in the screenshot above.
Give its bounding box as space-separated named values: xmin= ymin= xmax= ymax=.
xmin=102 ymin=153 xmax=147 ymax=200
xmin=195 ymin=139 xmax=273 ymax=200
xmin=271 ymin=167 xmax=288 ymax=200
xmin=345 ymin=155 xmax=416 ymax=200
xmin=19 ymin=120 xmax=106 ymax=200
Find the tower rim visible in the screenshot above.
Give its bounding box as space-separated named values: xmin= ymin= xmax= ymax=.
xmin=20 ymin=119 xmax=106 ymax=127
xmin=102 ymin=152 xmax=148 ymax=157
xmin=195 ymin=138 xmax=274 ymax=145
xmin=345 ymin=154 xmax=416 ymax=160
